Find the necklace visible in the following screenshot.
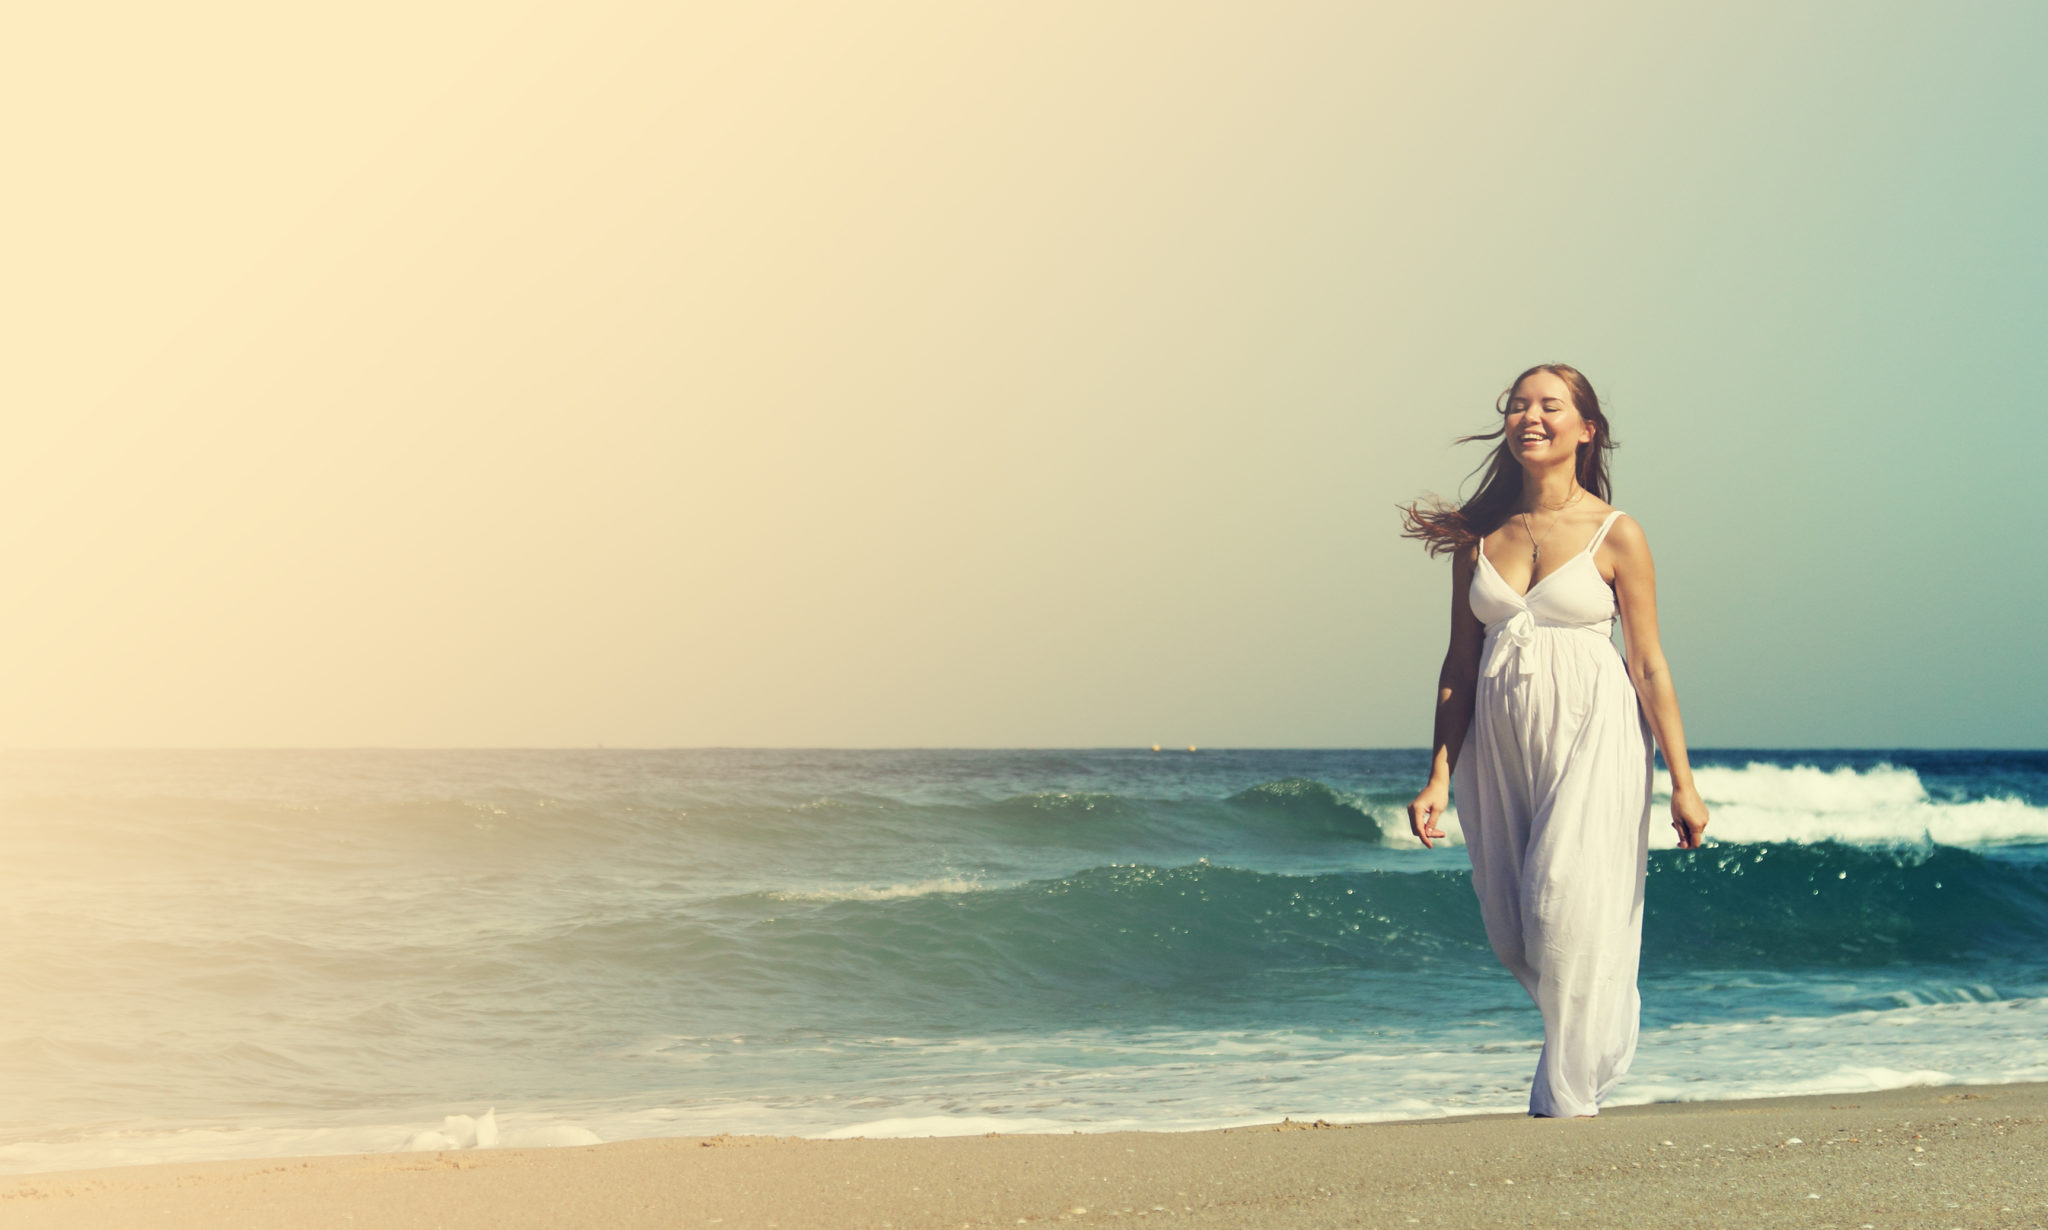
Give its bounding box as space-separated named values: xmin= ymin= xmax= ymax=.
xmin=1520 ymin=486 xmax=1585 ymax=563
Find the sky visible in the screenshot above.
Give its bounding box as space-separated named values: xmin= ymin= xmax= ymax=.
xmin=3 ymin=1 xmax=2043 ymax=749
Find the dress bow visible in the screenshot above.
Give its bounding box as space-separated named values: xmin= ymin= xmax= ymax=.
xmin=1481 ymin=609 xmax=1537 ymax=680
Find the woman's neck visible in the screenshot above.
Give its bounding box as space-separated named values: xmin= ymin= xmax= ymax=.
xmin=1516 ymin=466 xmax=1583 ymax=513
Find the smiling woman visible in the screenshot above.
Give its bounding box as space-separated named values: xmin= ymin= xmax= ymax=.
xmin=1396 ymin=363 xmax=1710 ymax=1119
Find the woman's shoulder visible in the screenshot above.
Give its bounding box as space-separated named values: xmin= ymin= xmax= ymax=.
xmin=1599 ymin=509 xmax=1650 ymax=555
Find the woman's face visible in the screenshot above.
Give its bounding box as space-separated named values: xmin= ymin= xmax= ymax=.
xmin=1505 ymin=371 xmax=1594 ymax=468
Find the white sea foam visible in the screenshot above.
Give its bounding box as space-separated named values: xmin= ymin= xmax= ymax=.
xmin=1661 ymin=761 xmax=2047 ymax=847
xmin=2 ymin=998 xmax=2042 ymax=1174
xmin=0 ymin=1109 xmax=603 ymax=1176
xmin=602 ymin=997 xmax=2048 ymax=1139
xmin=1614 ymin=998 xmax=2048 ymax=1104
xmin=739 ymin=998 xmax=2048 ymax=1135
xmin=769 ymin=875 xmax=992 ymax=902
xmin=1376 ymin=762 xmax=2046 ymax=849
xmin=403 ymin=1108 xmax=501 ymax=1151
xmin=1683 ymin=762 xmax=1929 ymax=812
xmin=1374 ymin=805 xmax=1467 ymax=849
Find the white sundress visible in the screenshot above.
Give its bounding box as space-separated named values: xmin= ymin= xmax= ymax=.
xmin=1451 ymin=509 xmax=1656 ymax=1117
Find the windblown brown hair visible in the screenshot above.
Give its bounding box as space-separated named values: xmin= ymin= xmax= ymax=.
xmin=1398 ymin=363 xmax=1619 ymax=558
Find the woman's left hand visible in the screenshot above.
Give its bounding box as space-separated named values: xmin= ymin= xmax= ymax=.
xmin=1670 ymin=787 xmax=1709 ymax=849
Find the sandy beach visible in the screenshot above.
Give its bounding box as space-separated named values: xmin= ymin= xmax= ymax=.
xmin=4 ymin=1081 xmax=2042 ymax=1229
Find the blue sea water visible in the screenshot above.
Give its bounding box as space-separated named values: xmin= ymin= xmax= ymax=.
xmin=3 ymin=747 xmax=2045 ymax=1173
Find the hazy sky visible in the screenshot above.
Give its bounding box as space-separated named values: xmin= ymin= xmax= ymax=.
xmin=4 ymin=1 xmax=2043 ymax=748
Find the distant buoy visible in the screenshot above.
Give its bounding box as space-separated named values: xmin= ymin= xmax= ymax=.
xmin=1187 ymin=745 xmax=1198 ymax=753
xmin=1151 ymin=744 xmax=1161 ymax=752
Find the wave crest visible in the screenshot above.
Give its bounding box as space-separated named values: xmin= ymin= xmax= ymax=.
xmin=1225 ymin=778 xmax=1383 ymax=843
xmin=1663 ymin=762 xmax=2047 ymax=846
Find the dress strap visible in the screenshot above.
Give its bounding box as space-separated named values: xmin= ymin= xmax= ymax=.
xmin=1585 ymin=510 xmax=1626 ymax=556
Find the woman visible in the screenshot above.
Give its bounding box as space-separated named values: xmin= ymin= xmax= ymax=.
xmin=1401 ymin=363 xmax=1710 ymax=1119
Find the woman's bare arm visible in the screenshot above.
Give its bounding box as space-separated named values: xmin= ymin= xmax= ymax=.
xmin=1408 ymin=542 xmax=1486 ymax=846
xmin=1605 ymin=516 xmax=1710 ymax=848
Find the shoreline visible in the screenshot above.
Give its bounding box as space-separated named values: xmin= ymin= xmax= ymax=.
xmin=5 ymin=1081 xmax=2043 ymax=1228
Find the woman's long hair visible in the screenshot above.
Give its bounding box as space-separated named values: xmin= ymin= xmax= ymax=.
xmin=1398 ymin=363 xmax=1618 ymax=558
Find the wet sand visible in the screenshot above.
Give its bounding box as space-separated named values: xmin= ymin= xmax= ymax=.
xmin=4 ymin=1081 xmax=2043 ymax=1228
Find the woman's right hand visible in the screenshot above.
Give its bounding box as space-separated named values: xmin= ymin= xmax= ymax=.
xmin=1407 ymin=780 xmax=1449 ymax=848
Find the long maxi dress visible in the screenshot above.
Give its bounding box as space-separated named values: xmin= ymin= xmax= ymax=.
xmin=1451 ymin=509 xmax=1657 ymax=1118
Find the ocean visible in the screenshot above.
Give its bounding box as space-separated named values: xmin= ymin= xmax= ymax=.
xmin=4 ymin=747 xmax=2045 ymax=1175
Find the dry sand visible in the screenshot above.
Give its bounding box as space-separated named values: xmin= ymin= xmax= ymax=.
xmin=4 ymin=1082 xmax=2043 ymax=1229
